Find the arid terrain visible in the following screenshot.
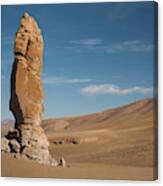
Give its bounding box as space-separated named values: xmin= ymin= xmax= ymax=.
xmin=1 ymin=98 xmax=157 ymax=180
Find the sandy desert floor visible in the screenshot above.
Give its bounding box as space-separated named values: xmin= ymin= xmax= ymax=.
xmin=1 ymin=154 xmax=154 ymax=180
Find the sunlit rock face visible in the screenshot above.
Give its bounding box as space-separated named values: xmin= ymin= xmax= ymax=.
xmin=2 ymin=12 xmax=58 ymax=166
xmin=10 ymin=12 xmax=44 ymax=127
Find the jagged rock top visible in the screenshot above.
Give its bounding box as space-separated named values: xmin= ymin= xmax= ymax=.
xmin=14 ymin=12 xmax=43 ymax=60
xmin=19 ymin=12 xmax=41 ymax=35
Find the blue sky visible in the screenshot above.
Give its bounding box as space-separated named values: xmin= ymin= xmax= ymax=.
xmin=1 ymin=2 xmax=156 ymax=120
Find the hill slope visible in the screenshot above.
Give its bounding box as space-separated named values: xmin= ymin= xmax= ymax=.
xmin=42 ymin=98 xmax=156 ymax=133
xmin=42 ymin=98 xmax=157 ymax=168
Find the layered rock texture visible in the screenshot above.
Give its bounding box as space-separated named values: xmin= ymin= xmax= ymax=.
xmin=2 ymin=12 xmax=58 ymax=166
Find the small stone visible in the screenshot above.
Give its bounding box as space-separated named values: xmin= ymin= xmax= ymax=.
xmin=58 ymin=157 xmax=66 ymax=167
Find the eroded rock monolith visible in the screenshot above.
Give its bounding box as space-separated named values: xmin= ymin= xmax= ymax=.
xmin=2 ymin=12 xmax=58 ymax=166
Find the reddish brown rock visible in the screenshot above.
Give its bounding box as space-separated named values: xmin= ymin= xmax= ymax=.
xmin=10 ymin=12 xmax=44 ymax=127
xmin=2 ymin=12 xmax=59 ymax=166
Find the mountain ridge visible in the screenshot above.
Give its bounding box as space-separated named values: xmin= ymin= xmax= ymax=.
xmin=2 ymin=97 xmax=156 ymax=135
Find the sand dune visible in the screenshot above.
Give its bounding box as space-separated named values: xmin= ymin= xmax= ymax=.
xmin=1 ymin=98 xmax=157 ymax=180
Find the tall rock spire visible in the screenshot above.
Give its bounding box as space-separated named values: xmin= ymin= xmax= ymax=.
xmin=2 ymin=12 xmax=58 ymax=166
xmin=10 ymin=11 xmax=44 ymax=127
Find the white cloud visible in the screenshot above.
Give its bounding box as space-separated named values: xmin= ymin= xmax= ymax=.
xmin=68 ymin=39 xmax=153 ymax=54
xmin=106 ymin=40 xmax=153 ymax=53
xmin=81 ymin=84 xmax=153 ymax=95
xmin=43 ymin=76 xmax=91 ymax=85
xmin=70 ymin=38 xmax=103 ymax=46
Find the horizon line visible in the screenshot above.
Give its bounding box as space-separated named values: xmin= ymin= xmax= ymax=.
xmin=1 ymin=96 xmax=155 ymax=121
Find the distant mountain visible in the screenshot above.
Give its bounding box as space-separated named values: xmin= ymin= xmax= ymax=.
xmin=2 ymin=98 xmax=156 ymax=135
xmin=1 ymin=119 xmax=14 ymax=137
xmin=42 ymin=98 xmax=156 ymax=134
xmin=1 ymin=119 xmax=14 ymax=126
